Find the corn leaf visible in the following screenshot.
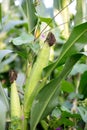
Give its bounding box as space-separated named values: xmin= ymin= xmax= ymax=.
xmin=44 ymin=22 xmax=87 ymax=76
xmin=25 ymin=0 xmax=37 ymax=33
xmin=30 ymin=53 xmax=82 ymax=130
xmin=0 ymin=50 xmax=12 ymax=62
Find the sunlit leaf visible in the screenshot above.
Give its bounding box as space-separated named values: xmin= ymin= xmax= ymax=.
xmin=12 ymin=32 xmax=34 ymax=45
xmin=39 ymin=17 xmax=53 ymax=27
xmin=0 ymin=100 xmax=7 ymax=130
xmin=51 ymin=107 xmax=61 ymax=118
xmin=0 ymin=83 xmax=9 ymax=130
xmin=0 ymin=83 xmax=9 ymax=110
xmin=78 ymin=106 xmax=87 ymax=123
xmin=0 ymin=54 xmax=17 ymax=73
xmin=0 ymin=50 xmax=12 ymax=62
xmin=70 ymin=63 xmax=87 ymax=75
xmin=60 ymin=80 xmax=74 ymax=93
xmin=3 ymin=20 xmax=27 ymax=31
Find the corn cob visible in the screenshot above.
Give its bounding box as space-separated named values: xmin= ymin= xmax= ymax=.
xmin=10 ymin=70 xmax=21 ymax=130
xmin=24 ymin=32 xmax=56 ymax=118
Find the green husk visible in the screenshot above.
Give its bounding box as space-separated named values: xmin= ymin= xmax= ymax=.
xmin=24 ymin=42 xmax=50 ymax=118
xmin=11 ymin=81 xmax=21 ymax=130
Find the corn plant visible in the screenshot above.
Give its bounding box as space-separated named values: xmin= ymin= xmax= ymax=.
xmin=0 ymin=0 xmax=87 ymax=130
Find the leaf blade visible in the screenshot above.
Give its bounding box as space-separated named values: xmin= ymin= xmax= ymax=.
xmin=0 ymin=50 xmax=12 ymax=62
xmin=30 ymin=53 xmax=82 ymax=130
xmin=45 ymin=22 xmax=87 ymax=76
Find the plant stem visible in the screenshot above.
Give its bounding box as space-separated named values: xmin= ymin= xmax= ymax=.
xmin=24 ymin=118 xmax=28 ymax=130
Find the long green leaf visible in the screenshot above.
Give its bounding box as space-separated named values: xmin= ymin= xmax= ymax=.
xmin=30 ymin=53 xmax=82 ymax=130
xmin=0 ymin=82 xmax=9 ymax=111
xmin=0 ymin=100 xmax=7 ymax=130
xmin=44 ymin=22 xmax=87 ymax=76
xmin=25 ymin=0 xmax=37 ymax=33
xmin=74 ymin=0 xmax=83 ymax=25
xmin=61 ymin=0 xmax=70 ymax=38
xmin=0 ymin=3 xmax=2 ymax=29
xmin=0 ymin=83 xmax=9 ymax=130
xmin=42 ymin=52 xmax=87 ymax=121
xmin=79 ymin=71 xmax=87 ymax=98
xmin=40 ymin=86 xmax=60 ymax=120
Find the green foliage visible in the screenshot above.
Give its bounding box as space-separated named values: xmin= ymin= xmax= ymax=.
xmin=79 ymin=71 xmax=87 ymax=98
xmin=78 ymin=106 xmax=87 ymax=123
xmin=0 ymin=50 xmax=13 ymax=62
xmin=25 ymin=0 xmax=37 ymax=33
xmin=1 ymin=0 xmax=87 ymax=130
xmin=12 ymin=32 xmax=34 ymax=46
xmin=0 ymin=83 xmax=9 ymax=110
xmin=60 ymin=80 xmax=74 ymax=93
xmin=39 ymin=17 xmax=53 ymax=27
xmin=0 ymin=83 xmax=9 ymax=130
xmin=30 ymin=53 xmax=82 ymax=130
xmin=0 ymin=100 xmax=7 ymax=130
xmin=0 ymin=3 xmax=2 ymax=29
xmin=44 ymin=22 xmax=87 ymax=78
